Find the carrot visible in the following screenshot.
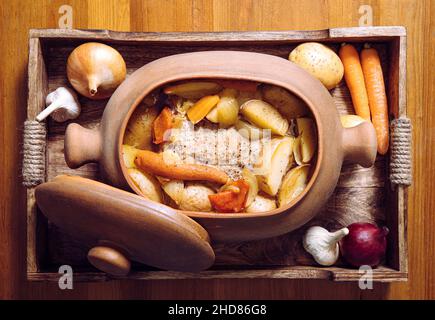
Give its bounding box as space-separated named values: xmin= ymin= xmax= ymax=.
xmin=360 ymin=45 xmax=389 ymax=155
xmin=208 ymin=180 xmax=250 ymax=213
xmin=186 ymin=95 xmax=220 ymax=124
xmin=339 ymin=44 xmax=371 ymax=120
xmin=214 ymin=79 xmax=259 ymax=92
xmin=153 ymin=107 xmax=173 ymax=144
xmin=134 ymin=150 xmax=229 ymax=184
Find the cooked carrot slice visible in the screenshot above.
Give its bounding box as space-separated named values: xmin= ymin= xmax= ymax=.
xmin=153 ymin=107 xmax=173 ymax=144
xmin=208 ymin=180 xmax=250 ymax=213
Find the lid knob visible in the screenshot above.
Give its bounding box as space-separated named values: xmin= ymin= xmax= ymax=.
xmin=88 ymin=245 xmax=131 ymax=276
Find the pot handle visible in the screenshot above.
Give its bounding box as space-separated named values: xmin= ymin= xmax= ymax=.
xmin=64 ymin=123 xmax=102 ymax=169
xmin=342 ymin=121 xmax=377 ymax=168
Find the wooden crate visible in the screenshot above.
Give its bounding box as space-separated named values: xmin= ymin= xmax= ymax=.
xmin=25 ymin=27 xmax=408 ymax=282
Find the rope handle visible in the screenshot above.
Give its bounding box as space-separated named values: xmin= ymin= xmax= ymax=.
xmin=390 ymin=116 xmax=412 ymax=186
xmin=22 ymin=120 xmax=46 ymax=187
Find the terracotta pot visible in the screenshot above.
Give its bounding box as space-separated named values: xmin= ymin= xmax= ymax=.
xmin=64 ymin=51 xmax=377 ymax=243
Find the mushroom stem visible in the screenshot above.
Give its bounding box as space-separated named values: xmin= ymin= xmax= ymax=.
xmin=36 ymin=100 xmax=62 ymax=122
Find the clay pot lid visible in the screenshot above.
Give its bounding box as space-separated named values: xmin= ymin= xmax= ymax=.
xmin=35 ymin=175 xmax=215 ymax=275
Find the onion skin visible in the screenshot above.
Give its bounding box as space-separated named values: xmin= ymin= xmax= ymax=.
xmin=340 ymin=223 xmax=389 ymax=268
xmin=67 ymin=42 xmax=126 ymax=100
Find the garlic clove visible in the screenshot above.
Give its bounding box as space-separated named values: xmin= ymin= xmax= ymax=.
xmin=303 ymin=226 xmax=349 ymax=266
xmin=36 ymin=87 xmax=81 ymax=123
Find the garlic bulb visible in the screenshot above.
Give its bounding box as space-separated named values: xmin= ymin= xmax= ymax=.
xmin=303 ymin=226 xmax=349 ymax=266
xmin=36 ymin=87 xmax=81 ymax=122
xmin=67 ymin=42 xmax=126 ymax=100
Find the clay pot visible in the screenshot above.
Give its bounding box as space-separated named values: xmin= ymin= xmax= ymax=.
xmin=64 ymin=51 xmax=377 ymax=242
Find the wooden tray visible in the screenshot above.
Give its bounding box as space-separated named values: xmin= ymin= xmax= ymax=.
xmin=25 ymin=27 xmax=408 ymax=282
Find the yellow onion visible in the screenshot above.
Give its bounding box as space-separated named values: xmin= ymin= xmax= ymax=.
xmin=67 ymin=42 xmax=126 ymax=99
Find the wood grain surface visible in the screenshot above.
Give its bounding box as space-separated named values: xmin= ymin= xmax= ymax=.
xmin=0 ymin=0 xmax=433 ymax=299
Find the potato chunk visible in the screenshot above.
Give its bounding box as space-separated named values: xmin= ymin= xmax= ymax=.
xmin=179 ymin=183 xmax=215 ymax=212
xmin=245 ymin=193 xmax=277 ymax=213
xmin=261 ymin=84 xmax=308 ymax=119
xmin=240 ymin=99 xmax=289 ymax=136
xmin=278 ymin=165 xmax=310 ymax=207
xmin=256 ymin=137 xmax=294 ymax=196
xmin=128 ymin=168 xmax=163 ymax=203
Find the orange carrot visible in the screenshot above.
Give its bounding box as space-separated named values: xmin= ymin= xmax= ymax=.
xmin=186 ymin=95 xmax=220 ymax=124
xmin=208 ymin=180 xmax=250 ymax=213
xmin=214 ymin=79 xmax=259 ymax=92
xmin=135 ymin=150 xmax=229 ymax=184
xmin=361 ymin=45 xmax=389 ymax=155
xmin=339 ymin=44 xmax=371 ymax=120
xmin=153 ymin=107 xmax=173 ymax=144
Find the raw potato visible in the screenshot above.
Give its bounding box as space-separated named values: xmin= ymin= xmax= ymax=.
xmin=179 ymin=183 xmax=215 ymax=212
xmin=240 ymin=99 xmax=289 ymax=136
xmin=340 ymin=114 xmax=366 ymax=128
xmin=294 ymin=118 xmax=317 ymax=164
xmin=123 ymin=103 xmax=159 ymax=149
xmin=164 ymin=81 xmax=222 ymax=99
xmin=278 ymin=165 xmax=310 ymax=207
xmin=161 ymin=180 xmax=184 ymax=205
xmin=242 ymin=167 xmax=259 ymax=207
xmin=122 ymin=144 xmax=138 ymax=168
xmin=128 ymin=168 xmax=163 ymax=203
xmin=289 ymin=42 xmax=344 ymax=90
xmin=261 ymin=84 xmax=308 ymax=119
xmin=246 ymin=193 xmax=277 ymax=213
xmin=257 ymin=137 xmax=294 ymax=196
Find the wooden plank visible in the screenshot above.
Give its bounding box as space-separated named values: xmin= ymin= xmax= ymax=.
xmin=0 ymin=0 xmax=50 ymax=299
xmin=330 ymin=26 xmax=406 ymax=38
xmin=87 ymin=0 xmax=130 ymax=31
xmin=26 ymin=38 xmax=49 ymax=274
xmin=396 ymin=34 xmax=408 ymax=273
xmin=27 ymin=266 xmax=406 ymax=282
xmin=211 ymin=0 xmax=330 ymax=31
xmin=31 ymin=26 xmax=407 ymax=44
xmin=384 ymin=32 xmax=408 ymax=273
xmin=30 ymin=28 xmax=330 ymax=42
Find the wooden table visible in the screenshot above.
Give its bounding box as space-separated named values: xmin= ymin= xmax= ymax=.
xmin=0 ymin=0 xmax=433 ymax=299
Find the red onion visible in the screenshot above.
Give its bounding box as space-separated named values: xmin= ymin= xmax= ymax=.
xmin=340 ymin=223 xmax=389 ymax=267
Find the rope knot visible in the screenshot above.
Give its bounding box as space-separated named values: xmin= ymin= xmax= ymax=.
xmin=22 ymin=120 xmax=46 ymax=187
xmin=390 ymin=117 xmax=412 ymax=186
